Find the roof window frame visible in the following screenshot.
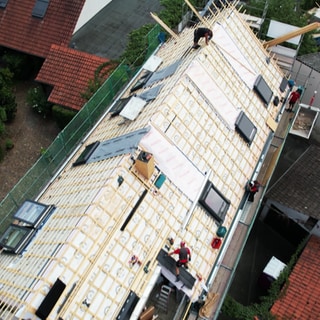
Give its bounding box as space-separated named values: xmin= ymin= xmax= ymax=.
xmin=32 ymin=0 xmax=50 ymax=18
xmin=0 ymin=0 xmax=9 ymax=9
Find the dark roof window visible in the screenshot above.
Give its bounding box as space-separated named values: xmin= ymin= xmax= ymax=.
xmin=0 ymin=0 xmax=9 ymax=8
xmin=108 ymin=97 xmax=131 ymax=117
xmin=14 ymin=199 xmax=52 ymax=228
xmin=0 ymin=224 xmax=36 ymax=254
xmin=0 ymin=200 xmax=55 ymax=254
xmin=32 ymin=0 xmax=50 ymax=18
xmin=130 ymin=71 xmax=153 ymax=93
xmin=199 ymin=181 xmax=230 ymax=224
xmin=235 ymin=111 xmax=257 ymax=145
xmin=253 ymin=75 xmax=273 ymax=106
xmin=279 ymin=77 xmax=288 ymax=92
xmin=73 ymin=142 xmax=100 ymax=167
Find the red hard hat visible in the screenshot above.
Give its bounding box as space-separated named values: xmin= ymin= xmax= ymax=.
xmin=180 ymin=241 xmax=185 ymax=247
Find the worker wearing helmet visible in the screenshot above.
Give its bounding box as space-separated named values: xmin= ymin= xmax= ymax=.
xmin=168 ymin=241 xmax=191 ymax=281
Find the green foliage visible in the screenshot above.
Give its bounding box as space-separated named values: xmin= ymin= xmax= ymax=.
xmin=5 ymin=138 xmax=14 ymax=150
xmin=159 ymin=0 xmax=204 ymax=29
xmin=300 ymin=0 xmax=319 ymax=10
xmin=81 ymin=61 xmax=118 ymax=100
xmin=159 ymin=0 xmax=186 ymax=28
xmin=242 ymin=0 xmax=318 ymax=55
xmin=120 ymin=0 xmax=206 ymax=67
xmin=0 ymin=68 xmax=17 ymax=122
xmin=221 ymin=238 xmax=308 ymax=320
xmin=52 ymin=105 xmax=77 ymax=129
xmin=0 ymin=120 xmax=5 ymax=136
xmin=26 ymin=86 xmax=52 ymax=117
xmin=2 ymin=50 xmax=43 ymax=80
xmin=0 ymin=145 xmax=4 ymax=162
xmin=119 ymin=24 xmax=155 ymax=67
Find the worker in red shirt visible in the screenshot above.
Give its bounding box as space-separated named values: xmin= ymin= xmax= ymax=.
xmin=286 ymin=90 xmax=300 ymax=112
xmin=248 ymin=180 xmax=260 ymax=202
xmin=168 ymin=241 xmax=191 ymax=281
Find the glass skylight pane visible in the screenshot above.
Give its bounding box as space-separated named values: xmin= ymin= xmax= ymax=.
xmin=0 ymin=0 xmax=9 ymax=9
xmin=32 ymin=0 xmax=49 ymax=18
xmin=0 ymin=225 xmax=36 ymax=254
xmin=14 ymin=200 xmax=49 ymax=226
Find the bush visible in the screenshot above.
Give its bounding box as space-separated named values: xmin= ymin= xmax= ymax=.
xmin=0 ymin=68 xmax=17 ymax=122
xmin=2 ymin=50 xmax=43 ymax=80
xmin=52 ymin=105 xmax=77 ymax=129
xmin=26 ymin=86 xmax=52 ymax=117
xmin=5 ymin=138 xmax=14 ymax=150
xmin=0 ymin=145 xmax=4 ymax=162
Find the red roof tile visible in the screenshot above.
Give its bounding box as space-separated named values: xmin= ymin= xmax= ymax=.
xmin=36 ymin=44 xmax=109 ymax=110
xmin=0 ymin=0 xmax=85 ymax=58
xmin=271 ymin=235 xmax=320 ymax=320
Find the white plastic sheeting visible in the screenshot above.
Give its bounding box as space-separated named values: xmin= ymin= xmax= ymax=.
xmin=139 ymin=126 xmax=204 ymax=201
xmin=185 ymin=59 xmax=240 ymax=129
xmin=212 ymin=23 xmax=257 ymax=88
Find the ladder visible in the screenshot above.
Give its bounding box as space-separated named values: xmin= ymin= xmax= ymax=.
xmin=156 ymin=285 xmax=171 ymax=313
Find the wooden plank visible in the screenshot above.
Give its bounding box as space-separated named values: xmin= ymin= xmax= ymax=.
xmin=157 ymin=249 xmax=196 ymax=289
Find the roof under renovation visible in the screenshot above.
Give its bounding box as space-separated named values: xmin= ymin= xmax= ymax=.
xmin=0 ymin=3 xmax=288 ymax=320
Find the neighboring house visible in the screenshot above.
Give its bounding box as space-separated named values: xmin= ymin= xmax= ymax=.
xmin=36 ymin=45 xmax=109 ymax=111
xmin=271 ymin=235 xmax=320 ymax=320
xmin=0 ymin=2 xmax=290 ymax=320
xmin=0 ymin=0 xmax=102 ymax=111
xmin=263 ymin=144 xmax=320 ymax=238
xmin=0 ymin=0 xmax=163 ymax=111
xmin=0 ymin=0 xmax=85 ymax=58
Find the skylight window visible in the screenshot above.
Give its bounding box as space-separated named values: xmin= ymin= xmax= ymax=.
xmin=0 ymin=225 xmax=36 ymax=254
xmin=0 ymin=200 xmax=55 ymax=254
xmin=73 ymin=141 xmax=100 ymax=167
xmin=198 ymin=181 xmax=230 ymax=224
xmin=279 ymin=77 xmax=288 ymax=92
xmin=130 ymin=71 xmax=153 ymax=93
xmin=108 ymin=97 xmax=131 ymax=117
xmin=73 ymin=128 xmax=150 ymax=166
xmin=253 ymin=75 xmax=273 ymax=106
xmin=13 ymin=199 xmax=52 ymax=228
xmin=32 ymin=0 xmax=50 ymax=18
xmin=235 ymin=111 xmax=257 ymax=146
xmin=0 ymin=0 xmax=9 ymax=8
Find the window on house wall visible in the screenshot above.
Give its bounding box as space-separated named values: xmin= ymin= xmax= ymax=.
xmin=32 ymin=0 xmax=50 ymax=18
xmin=0 ymin=0 xmax=9 ymax=8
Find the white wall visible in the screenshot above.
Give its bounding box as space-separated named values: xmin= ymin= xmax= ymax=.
xmin=74 ymin=0 xmax=113 ymax=33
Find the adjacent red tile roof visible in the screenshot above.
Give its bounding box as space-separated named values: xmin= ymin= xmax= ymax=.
xmin=271 ymin=235 xmax=320 ymax=320
xmin=36 ymin=44 xmax=109 ymax=110
xmin=0 ymin=0 xmax=85 ymax=58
